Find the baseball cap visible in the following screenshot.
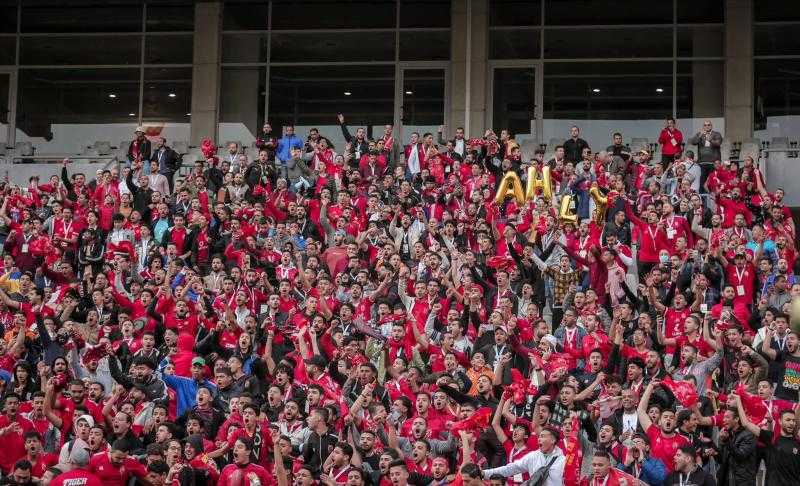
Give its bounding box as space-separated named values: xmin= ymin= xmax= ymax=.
xmin=191 ymin=357 xmax=206 ymax=367
xmin=135 ymin=126 xmax=145 ymax=133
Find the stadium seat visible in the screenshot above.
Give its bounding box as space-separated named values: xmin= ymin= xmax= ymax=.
xmin=245 ymin=147 xmax=260 ymax=161
xmin=519 ymin=139 xmax=539 ymax=162
xmin=93 ymin=141 xmax=113 ymax=155
xmin=547 ymin=138 xmax=562 ymax=152
xmin=740 ymin=142 xmax=760 ymax=161
xmin=172 ymin=141 xmax=189 ymax=154
xmin=720 ymin=140 xmax=732 ymax=161
xmin=630 ymin=138 xmax=649 ymax=153
xmin=224 ymin=141 xmax=242 ymax=152
xmin=770 ymin=137 xmax=789 ymax=149
xmin=14 ymin=142 xmax=33 ymax=156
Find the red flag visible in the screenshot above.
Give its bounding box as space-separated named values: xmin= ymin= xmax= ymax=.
xmin=450 ymin=407 xmax=493 ymax=436
xmin=504 ymin=369 xmax=539 ymax=405
xmin=542 ymin=352 xmax=576 ymax=376
xmin=487 ymin=256 xmax=516 ymax=272
xmin=735 ymin=384 xmax=768 ymax=423
xmin=661 ymin=377 xmax=698 ymax=408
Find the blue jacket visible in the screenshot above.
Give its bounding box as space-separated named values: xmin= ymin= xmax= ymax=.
xmin=162 ymin=374 xmax=217 ymax=417
xmin=616 ymin=457 xmax=667 ymax=486
xmin=276 ymin=135 xmax=304 ymax=163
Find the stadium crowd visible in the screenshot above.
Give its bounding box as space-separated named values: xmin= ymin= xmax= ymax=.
xmin=0 ymin=113 xmax=796 ymax=486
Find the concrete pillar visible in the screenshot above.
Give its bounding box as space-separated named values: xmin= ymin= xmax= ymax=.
xmin=218 ymin=34 xmax=263 ymax=139
xmin=692 ymin=30 xmax=724 ymax=118
xmin=724 ymin=0 xmax=753 ymax=142
xmin=450 ymin=0 xmax=488 ymax=137
xmin=190 ymin=2 xmax=222 ymax=145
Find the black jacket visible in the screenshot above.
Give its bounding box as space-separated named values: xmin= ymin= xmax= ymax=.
xmin=150 ymin=146 xmax=181 ymax=173
xmin=718 ymin=427 xmax=757 ymax=486
xmin=664 ymin=467 xmax=716 ymax=486
xmin=340 ymin=123 xmax=369 ymax=158
xmin=125 ymin=170 xmax=155 ymax=214
xmin=563 ymin=137 xmax=590 ymax=163
xmin=302 ymin=429 xmax=339 ymax=476
xmin=128 ymin=138 xmax=152 ymax=162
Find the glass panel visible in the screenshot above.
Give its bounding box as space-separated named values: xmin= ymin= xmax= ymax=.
xmin=221 ymin=34 xmax=268 ymax=63
xmin=400 ymin=30 xmax=450 ymax=61
xmin=0 ymin=73 xmax=8 ymax=148
xmin=677 ymin=25 xmax=724 ymax=57
xmin=21 ymin=4 xmax=143 ymax=33
xmin=543 ymin=61 xmax=673 ymax=150
xmin=490 ymin=29 xmax=540 ymax=59
xmin=754 ymin=0 xmax=800 ymax=22
xmin=493 ymin=67 xmax=535 ymax=135
xmin=677 ymin=61 xmax=724 ymax=135
xmin=272 ymin=0 xmax=396 ymax=29
xmin=544 ymin=27 xmax=672 ymax=58
xmin=400 ymin=0 xmax=451 ymax=28
xmin=545 ymin=0 xmax=671 ymax=25
xmin=402 ymin=69 xmax=445 ymax=139
xmin=146 ymin=3 xmax=195 ymax=32
xmin=270 ymin=32 xmax=395 ymax=63
xmin=0 ymin=3 xmax=17 ymax=33
xmin=677 ymin=0 xmax=724 ymax=23
xmin=145 ymin=34 xmax=193 ymax=64
xmin=0 ymin=37 xmax=15 ymax=65
xmin=489 ymin=0 xmax=542 ymax=27
xmin=143 ymin=68 xmax=192 ymax=123
xmin=268 ymin=65 xmax=394 ymax=149
xmin=222 ymin=1 xmax=269 ymax=30
xmin=15 ymin=68 xmax=140 ymax=153
xmin=20 ymin=35 xmax=142 ymax=65
xmin=755 ymin=24 xmax=800 ymax=57
xmin=754 ymin=59 xmax=800 ymax=135
xmin=219 ymin=67 xmax=266 ymax=143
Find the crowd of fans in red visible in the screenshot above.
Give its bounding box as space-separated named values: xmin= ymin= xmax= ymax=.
xmin=0 ymin=114 xmax=796 ymax=486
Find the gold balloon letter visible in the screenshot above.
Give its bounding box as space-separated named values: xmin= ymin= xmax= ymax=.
xmin=494 ymin=171 xmax=525 ymax=205
xmin=588 ymin=183 xmax=608 ymax=225
xmin=525 ymin=166 xmax=553 ymax=202
xmin=559 ymin=195 xmax=578 ymax=224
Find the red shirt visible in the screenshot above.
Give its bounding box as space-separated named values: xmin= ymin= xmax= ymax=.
xmin=0 ymin=414 xmax=35 ymax=472
xmin=227 ymin=423 xmax=274 ymax=468
xmin=28 ymin=453 xmax=58 ymax=478
xmin=664 ymin=307 xmax=690 ymax=339
xmin=218 ymin=462 xmax=272 ymax=486
xmin=50 ymin=468 xmax=103 ymax=486
xmin=88 ymin=453 xmax=148 ymax=486
xmin=725 ymin=263 xmax=756 ymax=305
xmin=646 ymin=424 xmax=689 ymax=472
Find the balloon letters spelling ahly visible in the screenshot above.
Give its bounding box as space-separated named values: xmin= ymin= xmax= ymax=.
xmin=494 ymin=167 xmax=578 ymax=222
xmin=494 ymin=167 xmax=553 ymax=205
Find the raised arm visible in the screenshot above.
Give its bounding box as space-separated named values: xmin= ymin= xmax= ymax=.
xmin=761 ymin=328 xmax=778 ymax=360
xmin=636 ymin=380 xmax=658 ymax=431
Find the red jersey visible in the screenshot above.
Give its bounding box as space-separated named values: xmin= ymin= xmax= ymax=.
xmin=218 ymin=462 xmax=272 ymax=486
xmin=0 ymin=414 xmax=35 ymax=472
xmin=726 ymin=263 xmax=756 ymax=305
xmin=88 ymin=453 xmax=148 ymax=486
xmin=28 ymin=453 xmax=58 ymax=478
xmin=645 ymin=424 xmax=689 ymax=472
xmin=226 ymin=423 xmax=274 ymax=468
xmin=50 ymin=468 xmax=103 ymax=486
